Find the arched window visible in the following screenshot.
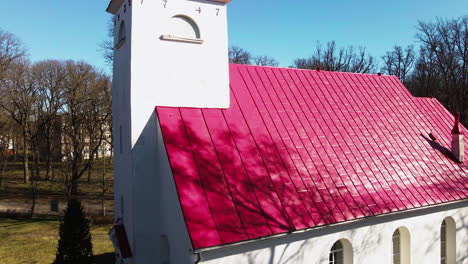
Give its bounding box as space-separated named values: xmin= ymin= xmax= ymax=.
xmin=329 ymin=240 xmax=343 ymax=264
xmin=392 ymin=227 xmax=410 ymax=264
xmin=441 ymin=217 xmax=456 ymax=264
xmin=392 ymin=229 xmax=401 ymax=264
xmin=329 ymin=239 xmax=353 ymax=264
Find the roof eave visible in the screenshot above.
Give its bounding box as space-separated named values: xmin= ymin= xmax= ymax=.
xmin=106 ymin=0 xmax=124 ymax=14
xmin=207 ymin=0 xmax=232 ymax=3
xmin=106 ymin=0 xmax=231 ymax=14
xmin=194 ymin=199 xmax=468 ymax=254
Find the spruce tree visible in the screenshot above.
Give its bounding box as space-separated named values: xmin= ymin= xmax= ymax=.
xmin=54 ymin=198 xmax=94 ymax=264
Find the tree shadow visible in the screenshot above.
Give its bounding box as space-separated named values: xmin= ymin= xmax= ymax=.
xmin=94 ymin=252 xmax=115 ymax=264
xmin=155 ymin=65 xmax=468 ymax=262
xmin=156 ymin=102 xmax=468 ymax=262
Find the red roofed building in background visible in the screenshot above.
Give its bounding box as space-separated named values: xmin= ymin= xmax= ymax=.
xmin=107 ymin=0 xmax=468 ymax=263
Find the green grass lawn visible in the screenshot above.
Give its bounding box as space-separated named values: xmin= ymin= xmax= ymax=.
xmin=0 ymin=218 xmax=115 ymax=264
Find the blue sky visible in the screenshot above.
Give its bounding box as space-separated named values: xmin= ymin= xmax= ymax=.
xmin=1 ymin=0 xmax=467 ymax=72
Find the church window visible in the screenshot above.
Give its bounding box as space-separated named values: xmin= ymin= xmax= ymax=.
xmin=329 ymin=239 xmax=353 ymax=264
xmin=441 ymin=217 xmax=456 ymax=264
xmin=392 ymin=229 xmax=401 ymax=264
xmin=441 ymin=220 xmax=447 ymax=264
xmin=329 ymin=240 xmax=344 ymax=264
xmin=392 ymin=227 xmax=410 ymax=264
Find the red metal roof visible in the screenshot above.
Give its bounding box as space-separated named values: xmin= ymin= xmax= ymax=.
xmin=156 ymin=64 xmax=468 ymax=250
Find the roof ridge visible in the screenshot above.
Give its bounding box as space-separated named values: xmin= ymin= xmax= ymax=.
xmin=231 ymin=63 xmax=398 ymax=78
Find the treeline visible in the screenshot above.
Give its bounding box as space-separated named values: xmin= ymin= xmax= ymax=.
xmin=1 ymin=14 xmax=466 ymax=194
xmin=0 ymin=29 xmax=112 ymax=196
xmin=230 ymin=16 xmax=468 ymax=126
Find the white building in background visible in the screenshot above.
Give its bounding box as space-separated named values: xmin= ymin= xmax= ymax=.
xmin=107 ymin=0 xmax=468 ymax=263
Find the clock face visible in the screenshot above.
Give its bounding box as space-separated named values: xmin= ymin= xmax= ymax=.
xmin=158 ymin=0 xmax=223 ymax=17
xmin=170 ymin=15 xmax=200 ymax=39
xmin=153 ymin=0 xmax=225 ymax=44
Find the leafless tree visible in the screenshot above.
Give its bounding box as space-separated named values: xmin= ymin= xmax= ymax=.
xmin=381 ymin=45 xmax=416 ymax=84
xmin=0 ymin=60 xmax=47 ymax=215
xmin=61 ymin=61 xmax=111 ymax=194
xmin=229 ymin=46 xmax=281 ymax=67
xmin=229 ymin=46 xmax=252 ymax=65
xmin=0 ymin=110 xmax=13 ymax=189
xmin=84 ymin=72 xmax=112 ymax=183
xmin=99 ymin=148 xmax=109 ymax=216
xmin=412 ymin=16 xmax=468 ymax=125
xmin=0 ymin=61 xmax=37 ymax=183
xmin=0 ymin=29 xmax=27 ymax=81
xmin=408 ymin=46 xmax=441 ymax=97
xmin=253 ymin=55 xmax=280 ymax=67
xmin=99 ymin=17 xmax=115 ymax=67
xmin=0 ymin=30 xmax=29 ymax=182
xmin=32 ymin=60 xmax=66 ymax=180
xmin=292 ymin=41 xmax=376 ymax=73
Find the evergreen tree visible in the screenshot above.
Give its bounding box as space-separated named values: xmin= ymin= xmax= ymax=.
xmin=54 ymin=199 xmax=94 ymax=264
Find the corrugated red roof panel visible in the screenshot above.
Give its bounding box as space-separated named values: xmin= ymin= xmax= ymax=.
xmin=156 ymin=64 xmax=468 ymax=250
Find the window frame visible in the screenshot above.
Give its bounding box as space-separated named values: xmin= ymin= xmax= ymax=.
xmin=441 ymin=217 xmax=456 ymax=264
xmin=392 ymin=229 xmax=401 ymax=264
xmin=441 ymin=220 xmax=447 ymax=264
xmin=392 ymin=227 xmax=410 ymax=264
xmin=329 ymin=240 xmax=344 ymax=264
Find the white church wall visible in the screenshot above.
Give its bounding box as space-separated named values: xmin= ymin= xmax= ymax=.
xmin=131 ymin=112 xmax=160 ymax=263
xmin=111 ymin=0 xmax=134 ymax=252
xmin=199 ymin=201 xmax=468 ymax=264
xmin=131 ymin=112 xmax=194 ymax=264
xmin=130 ymin=0 xmax=230 ymax=146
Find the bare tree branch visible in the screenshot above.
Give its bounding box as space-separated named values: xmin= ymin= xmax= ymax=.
xmin=291 ymin=41 xmax=376 ymax=73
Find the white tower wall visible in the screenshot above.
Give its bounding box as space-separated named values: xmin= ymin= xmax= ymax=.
xmin=110 ymin=0 xmax=135 ymax=251
xmin=131 ymin=0 xmax=230 ymax=146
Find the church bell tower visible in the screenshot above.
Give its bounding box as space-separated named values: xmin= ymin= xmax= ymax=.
xmin=106 ymin=1 xmax=232 ymax=263
xmin=108 ymin=0 xmax=232 ymax=147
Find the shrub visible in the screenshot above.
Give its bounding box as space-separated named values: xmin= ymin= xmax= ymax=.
xmin=54 ymin=199 xmax=94 ymax=264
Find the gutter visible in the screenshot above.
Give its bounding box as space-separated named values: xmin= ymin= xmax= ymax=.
xmin=193 ymin=252 xmax=201 ymax=264
xmin=194 ymin=199 xmax=468 ymax=255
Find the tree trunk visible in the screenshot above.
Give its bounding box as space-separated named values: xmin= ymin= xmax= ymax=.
xmin=70 ymin=156 xmax=79 ymax=195
xmin=22 ymin=129 xmax=29 ymax=183
xmin=30 ymin=179 xmax=37 ymax=218
xmin=45 ymin=158 xmax=51 ymax=180
xmin=48 ymin=161 xmax=54 ymax=181
xmin=87 ymin=159 xmax=93 ymax=184
xmin=44 ymin=126 xmax=53 ymax=180
xmin=71 ymin=175 xmax=79 ymax=195
xmin=44 ymin=150 xmax=52 ymax=181
xmin=101 ymin=154 xmax=106 ymax=216
xmin=30 ymin=139 xmax=39 ymax=217
xmin=0 ymin=154 xmax=7 ymax=189
xmin=32 ymin=142 xmax=40 ymax=180
xmin=12 ymin=136 xmax=18 ymax=161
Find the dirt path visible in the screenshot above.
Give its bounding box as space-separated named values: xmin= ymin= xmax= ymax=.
xmin=0 ymin=195 xmax=114 ymax=216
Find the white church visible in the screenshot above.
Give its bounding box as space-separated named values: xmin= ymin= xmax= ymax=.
xmin=106 ymin=0 xmax=468 ymax=263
